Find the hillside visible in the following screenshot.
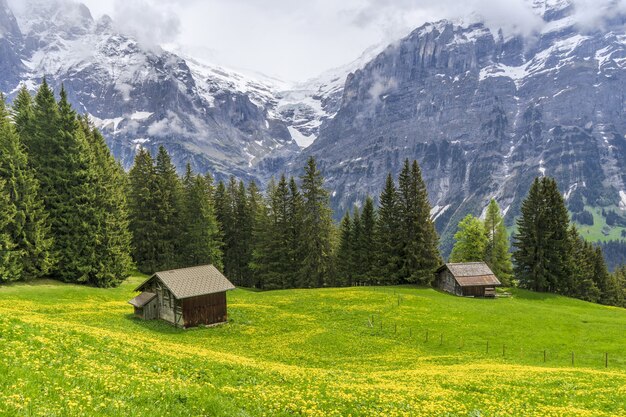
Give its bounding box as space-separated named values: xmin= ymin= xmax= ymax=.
xmin=1 ymin=277 xmax=625 ymax=416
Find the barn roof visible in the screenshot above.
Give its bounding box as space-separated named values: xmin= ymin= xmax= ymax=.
xmin=128 ymin=291 xmax=156 ymax=307
xmin=135 ymin=265 xmax=235 ymax=300
xmin=437 ymin=262 xmax=501 ymax=287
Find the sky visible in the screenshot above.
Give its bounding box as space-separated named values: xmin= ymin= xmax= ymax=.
xmin=57 ymin=0 xmax=626 ymax=81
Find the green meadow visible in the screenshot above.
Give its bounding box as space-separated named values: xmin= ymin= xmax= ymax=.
xmin=1 ymin=275 xmax=625 ymax=416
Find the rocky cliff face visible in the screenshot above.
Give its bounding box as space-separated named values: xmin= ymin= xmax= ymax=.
xmin=298 ymin=1 xmax=626 ymax=251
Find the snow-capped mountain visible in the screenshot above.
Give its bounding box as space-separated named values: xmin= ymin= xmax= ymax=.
xmin=296 ymin=0 xmax=626 ymax=250
xmin=0 ymin=0 xmax=366 ymax=180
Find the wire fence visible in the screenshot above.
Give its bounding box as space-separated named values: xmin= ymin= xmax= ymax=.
xmin=358 ymin=286 xmax=624 ymax=370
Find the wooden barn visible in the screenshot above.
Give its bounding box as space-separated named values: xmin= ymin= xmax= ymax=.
xmin=435 ymin=262 xmax=501 ymax=298
xmin=128 ymin=265 xmax=235 ymax=328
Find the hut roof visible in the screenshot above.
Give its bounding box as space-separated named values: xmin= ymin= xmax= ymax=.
xmin=135 ymin=265 xmax=235 ymax=300
xmin=128 ymin=291 xmax=157 ymax=307
xmin=437 ymin=262 xmax=501 ymax=287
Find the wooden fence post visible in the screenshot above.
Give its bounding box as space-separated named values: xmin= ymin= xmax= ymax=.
xmin=543 ymin=350 xmax=546 ymax=363
xmin=425 ymin=330 xmax=429 ymax=343
xmin=606 ymin=352 xmax=608 ymax=368
xmin=571 ymin=352 xmax=574 ymax=366
xmin=440 ymin=334 xmax=443 ymax=346
xmin=486 ymin=340 xmax=489 ymax=354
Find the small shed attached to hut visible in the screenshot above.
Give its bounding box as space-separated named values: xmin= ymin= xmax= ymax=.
xmin=128 ymin=265 xmax=235 ymax=328
xmin=435 ymin=262 xmax=501 ymax=297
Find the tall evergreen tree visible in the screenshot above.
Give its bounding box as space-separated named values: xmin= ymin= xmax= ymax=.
xmin=514 ymin=177 xmax=571 ymax=293
xmin=567 ymin=226 xmax=601 ymax=302
xmin=375 ymin=173 xmax=401 ymax=284
xmin=1 ymin=95 xmax=53 ymax=281
xmin=252 ymin=175 xmax=291 ymax=289
xmin=300 ymin=157 xmax=333 ymax=287
xmin=12 ymin=87 xmax=36 ymax=144
xmin=359 ymin=196 xmax=377 ymax=284
xmin=336 ymin=211 xmax=354 ymax=286
xmin=351 ymin=206 xmax=363 ymax=282
xmin=286 ymin=177 xmax=305 ymax=288
xmin=153 ymin=145 xmax=183 ymax=271
xmin=397 ymin=159 xmax=441 ymax=284
xmin=79 ymin=119 xmax=132 ymax=286
xmin=450 ymin=214 xmax=488 ymax=263
xmin=128 ymin=147 xmax=160 ymax=273
xmin=179 ymin=166 xmax=222 ymax=270
xmin=483 ymin=199 xmax=513 ymax=285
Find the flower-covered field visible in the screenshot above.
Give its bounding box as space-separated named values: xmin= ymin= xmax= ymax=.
xmin=1 ymin=276 xmax=625 ymax=416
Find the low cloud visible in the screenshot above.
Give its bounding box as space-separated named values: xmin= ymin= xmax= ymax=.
xmin=111 ymin=0 xmax=180 ymax=50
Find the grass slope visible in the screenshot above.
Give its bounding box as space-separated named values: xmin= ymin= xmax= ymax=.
xmin=1 ymin=276 xmax=625 ymax=416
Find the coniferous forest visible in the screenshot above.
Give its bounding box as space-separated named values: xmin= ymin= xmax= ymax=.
xmin=0 ymin=81 xmax=624 ymax=308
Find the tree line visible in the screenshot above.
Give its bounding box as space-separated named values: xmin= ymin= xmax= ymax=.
xmin=1 ymin=81 xmax=624 ymax=307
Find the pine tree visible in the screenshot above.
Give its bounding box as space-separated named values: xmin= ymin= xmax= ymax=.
xmin=375 ymin=173 xmax=402 ymax=284
xmin=483 ymin=199 xmax=513 ymax=285
xmin=567 ymin=227 xmax=600 ymax=302
xmin=252 ymin=175 xmax=291 ymax=289
xmin=12 ymin=87 xmax=36 ymax=144
xmin=359 ymin=196 xmax=377 ymax=284
xmin=0 ymin=95 xmax=53 ymax=281
xmin=300 ymin=157 xmax=333 ymax=288
xmin=336 ymin=211 xmax=354 ymax=286
xmin=513 ymin=177 xmax=571 ymax=293
xmin=450 ymin=215 xmax=488 ymax=263
xmin=397 ymin=159 xmax=441 ymax=284
xmin=351 ymin=206 xmax=363 ymax=282
xmin=80 ymin=118 xmax=132 ymax=286
xmin=286 ymin=177 xmax=305 ymax=288
xmin=153 ymin=145 xmax=183 ymax=271
xmin=246 ymin=180 xmax=265 ymax=288
xmin=180 ymin=166 xmax=222 ymax=270
xmin=128 ymin=147 xmax=160 ymax=273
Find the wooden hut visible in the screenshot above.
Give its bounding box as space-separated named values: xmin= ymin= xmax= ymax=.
xmin=128 ymin=265 xmax=235 ymax=328
xmin=435 ymin=262 xmax=501 ymax=297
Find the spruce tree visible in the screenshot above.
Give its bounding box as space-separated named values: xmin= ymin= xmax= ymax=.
xmin=80 ymin=119 xmax=132 ymax=286
xmin=351 ymin=206 xmax=363 ymax=282
xmin=252 ymin=175 xmax=291 ymax=289
xmin=359 ymin=196 xmax=377 ymax=284
xmin=300 ymin=157 xmax=333 ymax=287
xmin=1 ymin=95 xmax=53 ymax=280
xmin=398 ymin=159 xmax=440 ymax=284
xmin=513 ymin=177 xmax=571 ymax=293
xmin=286 ymin=177 xmax=305 ymax=288
xmin=180 ymin=167 xmax=222 ymax=270
xmin=153 ymin=145 xmax=183 ymax=271
xmin=450 ymin=214 xmax=488 ymax=263
xmin=375 ymin=173 xmax=402 ymax=284
xmin=12 ymin=87 xmax=36 ymax=144
xmin=247 ymin=180 xmax=265 ymax=288
xmin=483 ymin=199 xmax=513 ymax=285
xmin=336 ymin=211 xmax=354 ymax=286
xmin=567 ymin=226 xmax=600 ymax=302
xmin=128 ymin=147 xmax=160 ymax=273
